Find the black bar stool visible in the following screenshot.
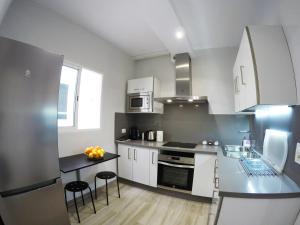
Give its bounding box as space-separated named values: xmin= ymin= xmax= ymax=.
xmin=64 ymin=181 xmax=96 ymax=223
xmin=94 ymin=171 xmax=120 ymax=205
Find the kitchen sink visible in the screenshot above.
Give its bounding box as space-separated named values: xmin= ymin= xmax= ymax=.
xmin=223 ymin=145 xmax=261 ymax=159
xmin=223 ymin=145 xmax=244 ymax=152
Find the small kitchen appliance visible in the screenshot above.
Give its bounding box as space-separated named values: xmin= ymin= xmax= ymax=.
xmin=127 ymin=92 xmax=153 ymax=113
xmin=156 ymin=131 xmax=164 ymax=142
xmin=129 ymin=127 xmax=140 ymax=140
xmin=145 ymin=130 xmax=156 ymax=141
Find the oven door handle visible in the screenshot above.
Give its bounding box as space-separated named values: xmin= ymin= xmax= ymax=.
xmin=158 ymin=161 xmax=194 ymax=169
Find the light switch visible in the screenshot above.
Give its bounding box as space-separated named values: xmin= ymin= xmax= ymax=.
xmin=121 ymin=128 xmax=126 ymax=134
xmin=295 ymin=143 xmax=300 ymax=165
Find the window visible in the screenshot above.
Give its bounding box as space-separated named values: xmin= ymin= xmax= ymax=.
xmin=78 ymin=68 xmax=102 ymax=129
xmin=58 ymin=64 xmax=103 ymax=129
xmin=58 ymin=65 xmax=78 ymax=127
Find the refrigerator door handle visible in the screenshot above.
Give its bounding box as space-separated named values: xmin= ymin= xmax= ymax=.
xmin=0 ymin=179 xmax=58 ymax=198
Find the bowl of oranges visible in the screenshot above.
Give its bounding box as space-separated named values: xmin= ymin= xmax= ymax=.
xmin=84 ymin=146 xmax=105 ymax=160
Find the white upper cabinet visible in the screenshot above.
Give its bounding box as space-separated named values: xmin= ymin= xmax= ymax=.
xmin=233 ymin=26 xmax=297 ymax=112
xmin=127 ymin=76 xmax=160 ymax=97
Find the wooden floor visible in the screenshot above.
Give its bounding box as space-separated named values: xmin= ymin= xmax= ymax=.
xmin=68 ymin=182 xmax=210 ymax=225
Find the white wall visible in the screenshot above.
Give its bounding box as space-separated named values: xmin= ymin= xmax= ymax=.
xmin=0 ymin=0 xmax=134 ymax=188
xmin=134 ymin=47 xmax=237 ymax=114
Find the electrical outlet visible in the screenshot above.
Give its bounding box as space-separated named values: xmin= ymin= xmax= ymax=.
xmin=121 ymin=128 xmax=126 ymax=134
xmin=295 ymin=143 xmax=300 ymax=165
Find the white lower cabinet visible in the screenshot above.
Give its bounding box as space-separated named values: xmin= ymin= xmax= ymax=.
xmin=192 ymin=153 xmax=217 ymax=198
xmin=119 ymin=144 xmax=217 ymax=197
xmin=149 ymin=149 xmax=158 ymax=187
xmin=132 ymin=147 xmax=149 ymax=185
xmin=118 ymin=144 xmax=158 ymax=187
xmin=118 ymin=144 xmax=133 ymax=180
xmin=216 ymin=197 xmax=300 ymax=225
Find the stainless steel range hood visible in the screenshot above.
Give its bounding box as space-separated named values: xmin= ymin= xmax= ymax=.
xmin=155 ymin=53 xmax=207 ymax=104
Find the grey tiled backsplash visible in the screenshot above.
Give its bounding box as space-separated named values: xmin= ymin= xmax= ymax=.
xmin=115 ymin=104 xmax=250 ymax=145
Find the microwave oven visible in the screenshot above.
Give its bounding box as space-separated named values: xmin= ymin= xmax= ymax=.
xmin=127 ymin=92 xmax=153 ymax=113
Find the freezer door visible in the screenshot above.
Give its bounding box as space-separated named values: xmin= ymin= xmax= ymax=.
xmin=0 ymin=37 xmax=64 ymax=192
xmin=0 ymin=179 xmax=70 ymax=225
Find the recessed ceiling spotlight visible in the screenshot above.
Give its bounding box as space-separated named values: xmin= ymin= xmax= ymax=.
xmin=166 ymin=99 xmax=172 ymax=103
xmin=175 ymin=29 xmax=185 ymax=40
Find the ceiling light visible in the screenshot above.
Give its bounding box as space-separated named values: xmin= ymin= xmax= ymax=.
xmin=166 ymin=99 xmax=172 ymax=103
xmin=175 ymin=29 xmax=185 ymax=40
xmin=188 ymin=99 xmax=193 ymax=102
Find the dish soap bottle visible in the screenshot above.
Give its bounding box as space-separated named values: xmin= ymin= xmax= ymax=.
xmin=242 ymin=136 xmax=251 ymax=148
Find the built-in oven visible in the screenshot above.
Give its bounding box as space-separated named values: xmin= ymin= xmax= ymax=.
xmin=127 ymin=92 xmax=153 ymax=113
xmin=158 ymin=150 xmax=194 ymax=193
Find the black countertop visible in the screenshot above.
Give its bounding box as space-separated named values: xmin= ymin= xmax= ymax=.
xmin=59 ymin=152 xmax=120 ymax=173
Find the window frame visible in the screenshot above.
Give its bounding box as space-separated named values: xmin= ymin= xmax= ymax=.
xmin=58 ymin=61 xmax=102 ymax=132
xmin=58 ymin=61 xmax=81 ymax=131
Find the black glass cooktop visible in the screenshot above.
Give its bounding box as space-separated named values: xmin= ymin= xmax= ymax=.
xmin=162 ymin=142 xmax=197 ymax=149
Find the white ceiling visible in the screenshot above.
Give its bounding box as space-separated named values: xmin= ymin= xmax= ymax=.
xmin=31 ymin=0 xmax=279 ymax=59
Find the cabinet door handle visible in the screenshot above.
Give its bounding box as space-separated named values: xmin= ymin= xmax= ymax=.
xmin=236 ymin=76 xmax=240 ymax=93
xmin=214 ymin=167 xmax=217 ymax=179
xmin=214 ymin=159 xmax=218 ymax=168
xmin=214 ymin=159 xmax=218 ymax=178
xmin=134 ymin=149 xmax=137 ymax=161
xmin=234 ymin=76 xmax=239 ymax=94
xmin=240 ymin=65 xmax=246 ymax=85
xmin=214 ymin=177 xmax=219 ymax=189
xmin=152 ymin=152 xmax=155 ymax=164
xmin=128 ymin=148 xmax=131 ymax=160
xmin=213 ymin=190 xmax=218 ymax=198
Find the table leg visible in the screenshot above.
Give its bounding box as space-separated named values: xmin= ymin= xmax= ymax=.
xmin=76 ymin=170 xmax=81 ymax=181
xmin=116 ymin=158 xmax=119 ymax=176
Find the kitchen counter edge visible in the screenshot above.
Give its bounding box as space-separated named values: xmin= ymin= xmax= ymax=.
xmin=115 ymin=140 xmax=218 ymax=154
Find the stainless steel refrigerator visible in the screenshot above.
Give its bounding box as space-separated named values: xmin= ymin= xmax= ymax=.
xmin=0 ymin=37 xmax=70 ymax=225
